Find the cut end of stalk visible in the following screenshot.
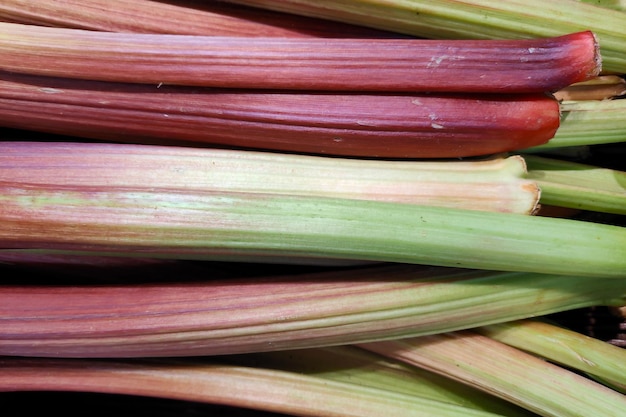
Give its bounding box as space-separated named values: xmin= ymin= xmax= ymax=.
xmin=551 ymin=31 xmax=602 ymax=88
xmin=591 ymin=31 xmax=603 ymax=77
xmin=529 ymin=187 xmax=542 ymax=216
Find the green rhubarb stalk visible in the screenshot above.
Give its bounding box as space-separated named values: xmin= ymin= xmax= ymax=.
xmin=1 ymin=264 xmax=625 ymax=357
xmin=523 ymin=154 xmax=626 ymax=215
xmin=226 ymin=0 xmax=626 ymax=73
xmin=0 ymin=358 xmax=507 ymax=417
xmin=360 ymin=331 xmax=626 ymax=417
xmin=1 ymin=180 xmax=625 ymax=277
xmin=226 ymin=346 xmax=536 ymax=417
xmin=0 ymin=142 xmax=540 ymax=214
xmin=579 ymin=0 xmax=626 ymax=11
xmin=525 ymin=99 xmax=626 ymax=150
xmin=477 ymin=319 xmax=626 ymax=394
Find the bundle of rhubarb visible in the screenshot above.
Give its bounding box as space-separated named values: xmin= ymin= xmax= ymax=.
xmin=1 ymin=1 xmax=626 ymax=417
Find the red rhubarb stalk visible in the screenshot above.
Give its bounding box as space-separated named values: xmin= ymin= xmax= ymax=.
xmin=0 ymin=23 xmax=601 ymax=93
xmin=0 ymin=73 xmax=560 ymax=158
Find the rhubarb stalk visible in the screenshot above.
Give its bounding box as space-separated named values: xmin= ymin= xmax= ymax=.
xmin=0 ymin=264 xmax=624 ymax=357
xmin=0 ymin=357 xmax=510 ymax=417
xmin=526 ymin=99 xmax=626 ymax=150
xmin=225 ymin=0 xmax=626 ymax=73
xmin=0 ymin=73 xmax=560 ymax=158
xmin=0 ymin=0 xmax=394 ymax=37
xmin=477 ymin=319 xmax=626 ymax=393
xmin=524 ymin=154 xmax=626 ymax=215
xmin=360 ymin=331 xmax=626 ymax=417
xmin=1 ymin=179 xmax=625 ymax=276
xmin=0 ymin=22 xmax=600 ymax=92
xmin=224 ymin=346 xmax=535 ymax=417
xmin=0 ymin=141 xmax=540 ymax=214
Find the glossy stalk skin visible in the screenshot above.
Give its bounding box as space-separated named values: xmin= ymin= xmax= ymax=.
xmin=226 ymin=0 xmax=626 ymax=73
xmin=0 ymin=264 xmax=625 ymax=357
xmin=0 ymin=22 xmax=600 ymax=93
xmin=0 ymin=142 xmax=540 ymax=214
xmin=0 ymin=0 xmax=395 ymax=37
xmin=361 ymin=332 xmax=626 ymax=417
xmin=0 ymin=73 xmax=560 ymax=158
xmin=0 ymin=357 xmax=507 ymax=417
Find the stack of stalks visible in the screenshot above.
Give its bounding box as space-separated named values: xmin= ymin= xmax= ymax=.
xmin=0 ymin=1 xmax=625 ymax=417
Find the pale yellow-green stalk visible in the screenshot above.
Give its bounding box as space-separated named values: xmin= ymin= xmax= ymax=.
xmin=524 ymin=154 xmax=626 ymax=215
xmin=478 ymin=319 xmax=626 ymax=393
xmin=361 ymin=331 xmax=626 ymax=417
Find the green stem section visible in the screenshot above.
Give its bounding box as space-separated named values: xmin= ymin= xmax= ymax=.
xmin=527 ymin=99 xmax=626 ymax=150
xmin=1 ymin=264 xmax=625 ymax=357
xmin=226 ymin=0 xmax=626 ymax=73
xmin=226 ymin=346 xmax=536 ymax=417
xmin=579 ymin=0 xmax=626 ymax=11
xmin=524 ymin=154 xmax=626 ymax=214
xmin=361 ymin=331 xmax=626 ymax=417
xmin=1 ymin=182 xmax=624 ymax=277
xmin=477 ymin=319 xmax=626 ymax=394
xmin=0 ymin=358 xmax=507 ymax=417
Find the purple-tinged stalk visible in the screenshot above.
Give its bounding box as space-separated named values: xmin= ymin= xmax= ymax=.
xmin=0 ymin=73 xmax=560 ymax=158
xmin=0 ymin=264 xmax=624 ymax=357
xmin=0 ymin=23 xmax=600 ymax=92
xmin=360 ymin=331 xmax=626 ymax=417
